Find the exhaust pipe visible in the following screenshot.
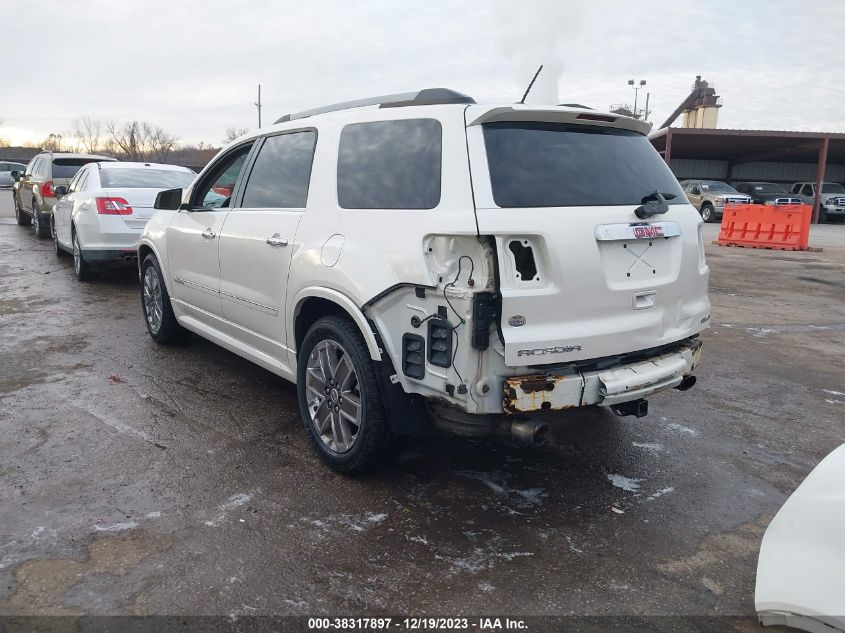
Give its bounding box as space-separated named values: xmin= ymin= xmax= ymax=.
xmin=675 ymin=375 xmax=697 ymax=391
xmin=506 ymin=420 xmax=550 ymax=446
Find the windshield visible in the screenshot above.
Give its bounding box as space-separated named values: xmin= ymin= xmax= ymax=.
xmin=482 ymin=122 xmax=685 ymax=208
xmin=701 ymin=181 xmax=738 ymax=193
xmin=752 ymin=183 xmax=787 ymax=193
xmin=822 ymin=183 xmax=845 ymax=193
xmin=100 ymin=168 xmax=195 ymax=189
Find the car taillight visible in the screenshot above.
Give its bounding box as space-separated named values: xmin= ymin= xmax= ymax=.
xmin=96 ymin=197 xmax=133 ymax=215
xmin=41 ymin=181 xmax=55 ymax=197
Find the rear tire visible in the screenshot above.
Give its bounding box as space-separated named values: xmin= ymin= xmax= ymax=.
xmin=818 ymin=209 xmax=828 ymax=224
xmin=32 ymin=202 xmax=50 ymax=238
xmin=297 ymin=315 xmax=401 ymax=474
xmin=14 ymin=195 xmax=29 ymax=226
xmin=141 ymin=254 xmax=187 ymax=345
xmin=72 ymin=229 xmax=95 ymax=282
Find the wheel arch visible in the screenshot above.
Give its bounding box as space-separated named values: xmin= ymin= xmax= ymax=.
xmin=138 ymin=239 xmax=175 ymax=296
xmin=291 ymin=288 xmax=383 ymax=362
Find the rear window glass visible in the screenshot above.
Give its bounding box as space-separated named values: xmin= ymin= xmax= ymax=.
xmin=100 ymin=168 xmax=195 ymax=189
xmin=52 ymin=158 xmax=102 ymax=179
xmin=241 ymin=131 xmax=316 ymax=208
xmin=337 ymin=119 xmax=442 ymax=209
xmin=482 ymin=122 xmax=685 ymax=208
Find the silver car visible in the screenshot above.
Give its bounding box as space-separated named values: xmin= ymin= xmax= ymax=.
xmin=0 ymin=161 xmax=27 ymax=188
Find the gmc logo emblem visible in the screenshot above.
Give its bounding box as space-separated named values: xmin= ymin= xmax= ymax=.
xmin=633 ymin=225 xmax=664 ymax=238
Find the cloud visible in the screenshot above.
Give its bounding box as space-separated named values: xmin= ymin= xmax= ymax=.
xmin=1 ymin=0 xmax=844 ymax=145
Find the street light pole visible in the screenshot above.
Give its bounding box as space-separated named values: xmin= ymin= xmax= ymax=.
xmin=628 ymin=78 xmax=647 ymax=119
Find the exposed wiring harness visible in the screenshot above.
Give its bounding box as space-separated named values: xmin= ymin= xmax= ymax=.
xmin=415 ymin=256 xmax=475 ymax=384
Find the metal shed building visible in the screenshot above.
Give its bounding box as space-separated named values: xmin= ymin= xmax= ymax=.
xmin=649 ymin=128 xmax=845 ymax=223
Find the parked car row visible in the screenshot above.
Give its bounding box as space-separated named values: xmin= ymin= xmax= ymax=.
xmin=10 ymin=152 xmax=195 ymax=279
xmin=680 ymin=178 xmax=845 ymax=223
xmin=11 ymin=91 xmax=711 ymax=473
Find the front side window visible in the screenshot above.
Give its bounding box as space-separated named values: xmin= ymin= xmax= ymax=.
xmin=802 ymin=184 xmax=814 ymax=196
xmin=240 ymin=131 xmax=316 ymax=208
xmin=483 ymin=122 xmax=685 ymax=208
xmin=337 ymin=119 xmax=442 ymax=210
xmin=192 ymin=144 xmax=253 ymax=209
xmin=100 ymin=168 xmax=195 ymax=189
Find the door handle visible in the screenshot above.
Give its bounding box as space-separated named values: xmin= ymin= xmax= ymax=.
xmin=266 ymin=234 xmax=289 ymax=247
xmin=201 ymin=228 xmax=216 ymax=239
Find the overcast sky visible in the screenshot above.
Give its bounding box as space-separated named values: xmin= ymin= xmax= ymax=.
xmin=2 ymin=0 xmax=843 ymax=146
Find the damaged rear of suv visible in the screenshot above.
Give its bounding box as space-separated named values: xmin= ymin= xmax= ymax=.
xmin=140 ymin=89 xmax=709 ymax=473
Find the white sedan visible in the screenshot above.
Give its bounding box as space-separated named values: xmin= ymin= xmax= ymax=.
xmin=52 ymin=161 xmax=196 ymax=281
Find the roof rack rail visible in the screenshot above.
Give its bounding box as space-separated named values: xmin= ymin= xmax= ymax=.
xmin=274 ymin=88 xmax=475 ymax=124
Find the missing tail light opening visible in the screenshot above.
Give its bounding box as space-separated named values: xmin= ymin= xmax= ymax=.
xmin=508 ymin=240 xmax=538 ymax=282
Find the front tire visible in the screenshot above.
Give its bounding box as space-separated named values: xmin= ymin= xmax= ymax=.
xmin=701 ymin=204 xmax=717 ymax=223
xmin=297 ymin=315 xmax=400 ymax=474
xmin=72 ymin=230 xmax=95 ymax=282
xmin=14 ymin=195 xmax=29 ymax=226
xmin=141 ymin=254 xmax=186 ymax=344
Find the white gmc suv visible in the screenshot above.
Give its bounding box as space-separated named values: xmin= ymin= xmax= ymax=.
xmin=139 ymin=89 xmax=710 ymax=473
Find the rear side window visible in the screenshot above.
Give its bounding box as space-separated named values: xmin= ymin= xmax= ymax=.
xmin=100 ymin=168 xmax=195 ymax=189
xmin=482 ymin=122 xmax=685 ymax=208
xmin=337 ymin=119 xmax=442 ymax=209
xmin=52 ymin=158 xmax=100 ymax=179
xmin=241 ymin=131 xmax=316 ymax=208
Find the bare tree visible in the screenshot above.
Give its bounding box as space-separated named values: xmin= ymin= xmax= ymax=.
xmin=106 ymin=120 xmax=178 ymax=162
xmin=71 ymin=117 xmax=103 ymax=153
xmin=224 ymin=127 xmax=249 ymax=143
xmin=40 ymin=133 xmax=65 ymax=152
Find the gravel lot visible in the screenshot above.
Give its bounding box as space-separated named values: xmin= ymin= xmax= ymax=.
xmin=1 ymin=189 xmax=843 ymax=629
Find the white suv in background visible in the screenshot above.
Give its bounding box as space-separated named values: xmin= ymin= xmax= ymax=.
xmin=139 ymin=89 xmax=710 ymax=473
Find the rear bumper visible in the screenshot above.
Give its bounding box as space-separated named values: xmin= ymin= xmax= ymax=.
xmin=503 ymin=338 xmax=702 ymax=414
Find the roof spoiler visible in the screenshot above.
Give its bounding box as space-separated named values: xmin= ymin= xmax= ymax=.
xmin=466 ymin=106 xmax=653 ymax=135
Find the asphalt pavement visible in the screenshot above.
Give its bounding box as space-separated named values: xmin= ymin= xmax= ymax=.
xmin=1 ymin=190 xmax=843 ymax=630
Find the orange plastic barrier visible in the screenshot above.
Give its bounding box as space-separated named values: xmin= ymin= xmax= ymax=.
xmin=715 ymin=204 xmax=812 ymax=251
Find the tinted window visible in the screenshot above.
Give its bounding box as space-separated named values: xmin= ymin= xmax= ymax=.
xmin=241 ymin=131 xmax=316 ymax=208
xmin=192 ymin=143 xmax=253 ymax=209
xmin=337 ymin=119 xmax=442 ymax=209
xmin=52 ymin=158 xmax=100 ymax=179
xmin=483 ymin=122 xmax=685 ymax=208
xmin=100 ymin=168 xmax=195 ymax=189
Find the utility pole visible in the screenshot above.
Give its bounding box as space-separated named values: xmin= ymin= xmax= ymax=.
xmin=255 ymin=84 xmax=262 ymax=128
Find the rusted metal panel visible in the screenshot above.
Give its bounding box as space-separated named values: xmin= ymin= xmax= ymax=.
xmin=502 ymin=374 xmax=583 ymax=415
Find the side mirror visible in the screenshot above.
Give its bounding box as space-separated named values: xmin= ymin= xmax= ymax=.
xmin=54 ymin=185 xmax=68 ymax=197
xmin=154 ymin=188 xmax=183 ymax=210
xmin=10 ymin=171 xmax=20 ymax=181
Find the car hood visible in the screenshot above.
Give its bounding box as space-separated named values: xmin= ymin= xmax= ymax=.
xmin=755 ymin=443 xmax=845 ymax=632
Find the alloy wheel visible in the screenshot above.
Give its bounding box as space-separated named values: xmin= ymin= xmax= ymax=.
xmin=143 ymin=266 xmax=164 ymax=334
xmin=702 ymin=206 xmax=713 ymax=222
xmin=305 ymin=340 xmax=362 ymax=454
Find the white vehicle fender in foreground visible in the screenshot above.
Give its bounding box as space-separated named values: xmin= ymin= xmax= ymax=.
xmin=756 ymin=443 xmax=845 ymax=632
xmin=290 ymin=287 xmax=383 ymax=361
